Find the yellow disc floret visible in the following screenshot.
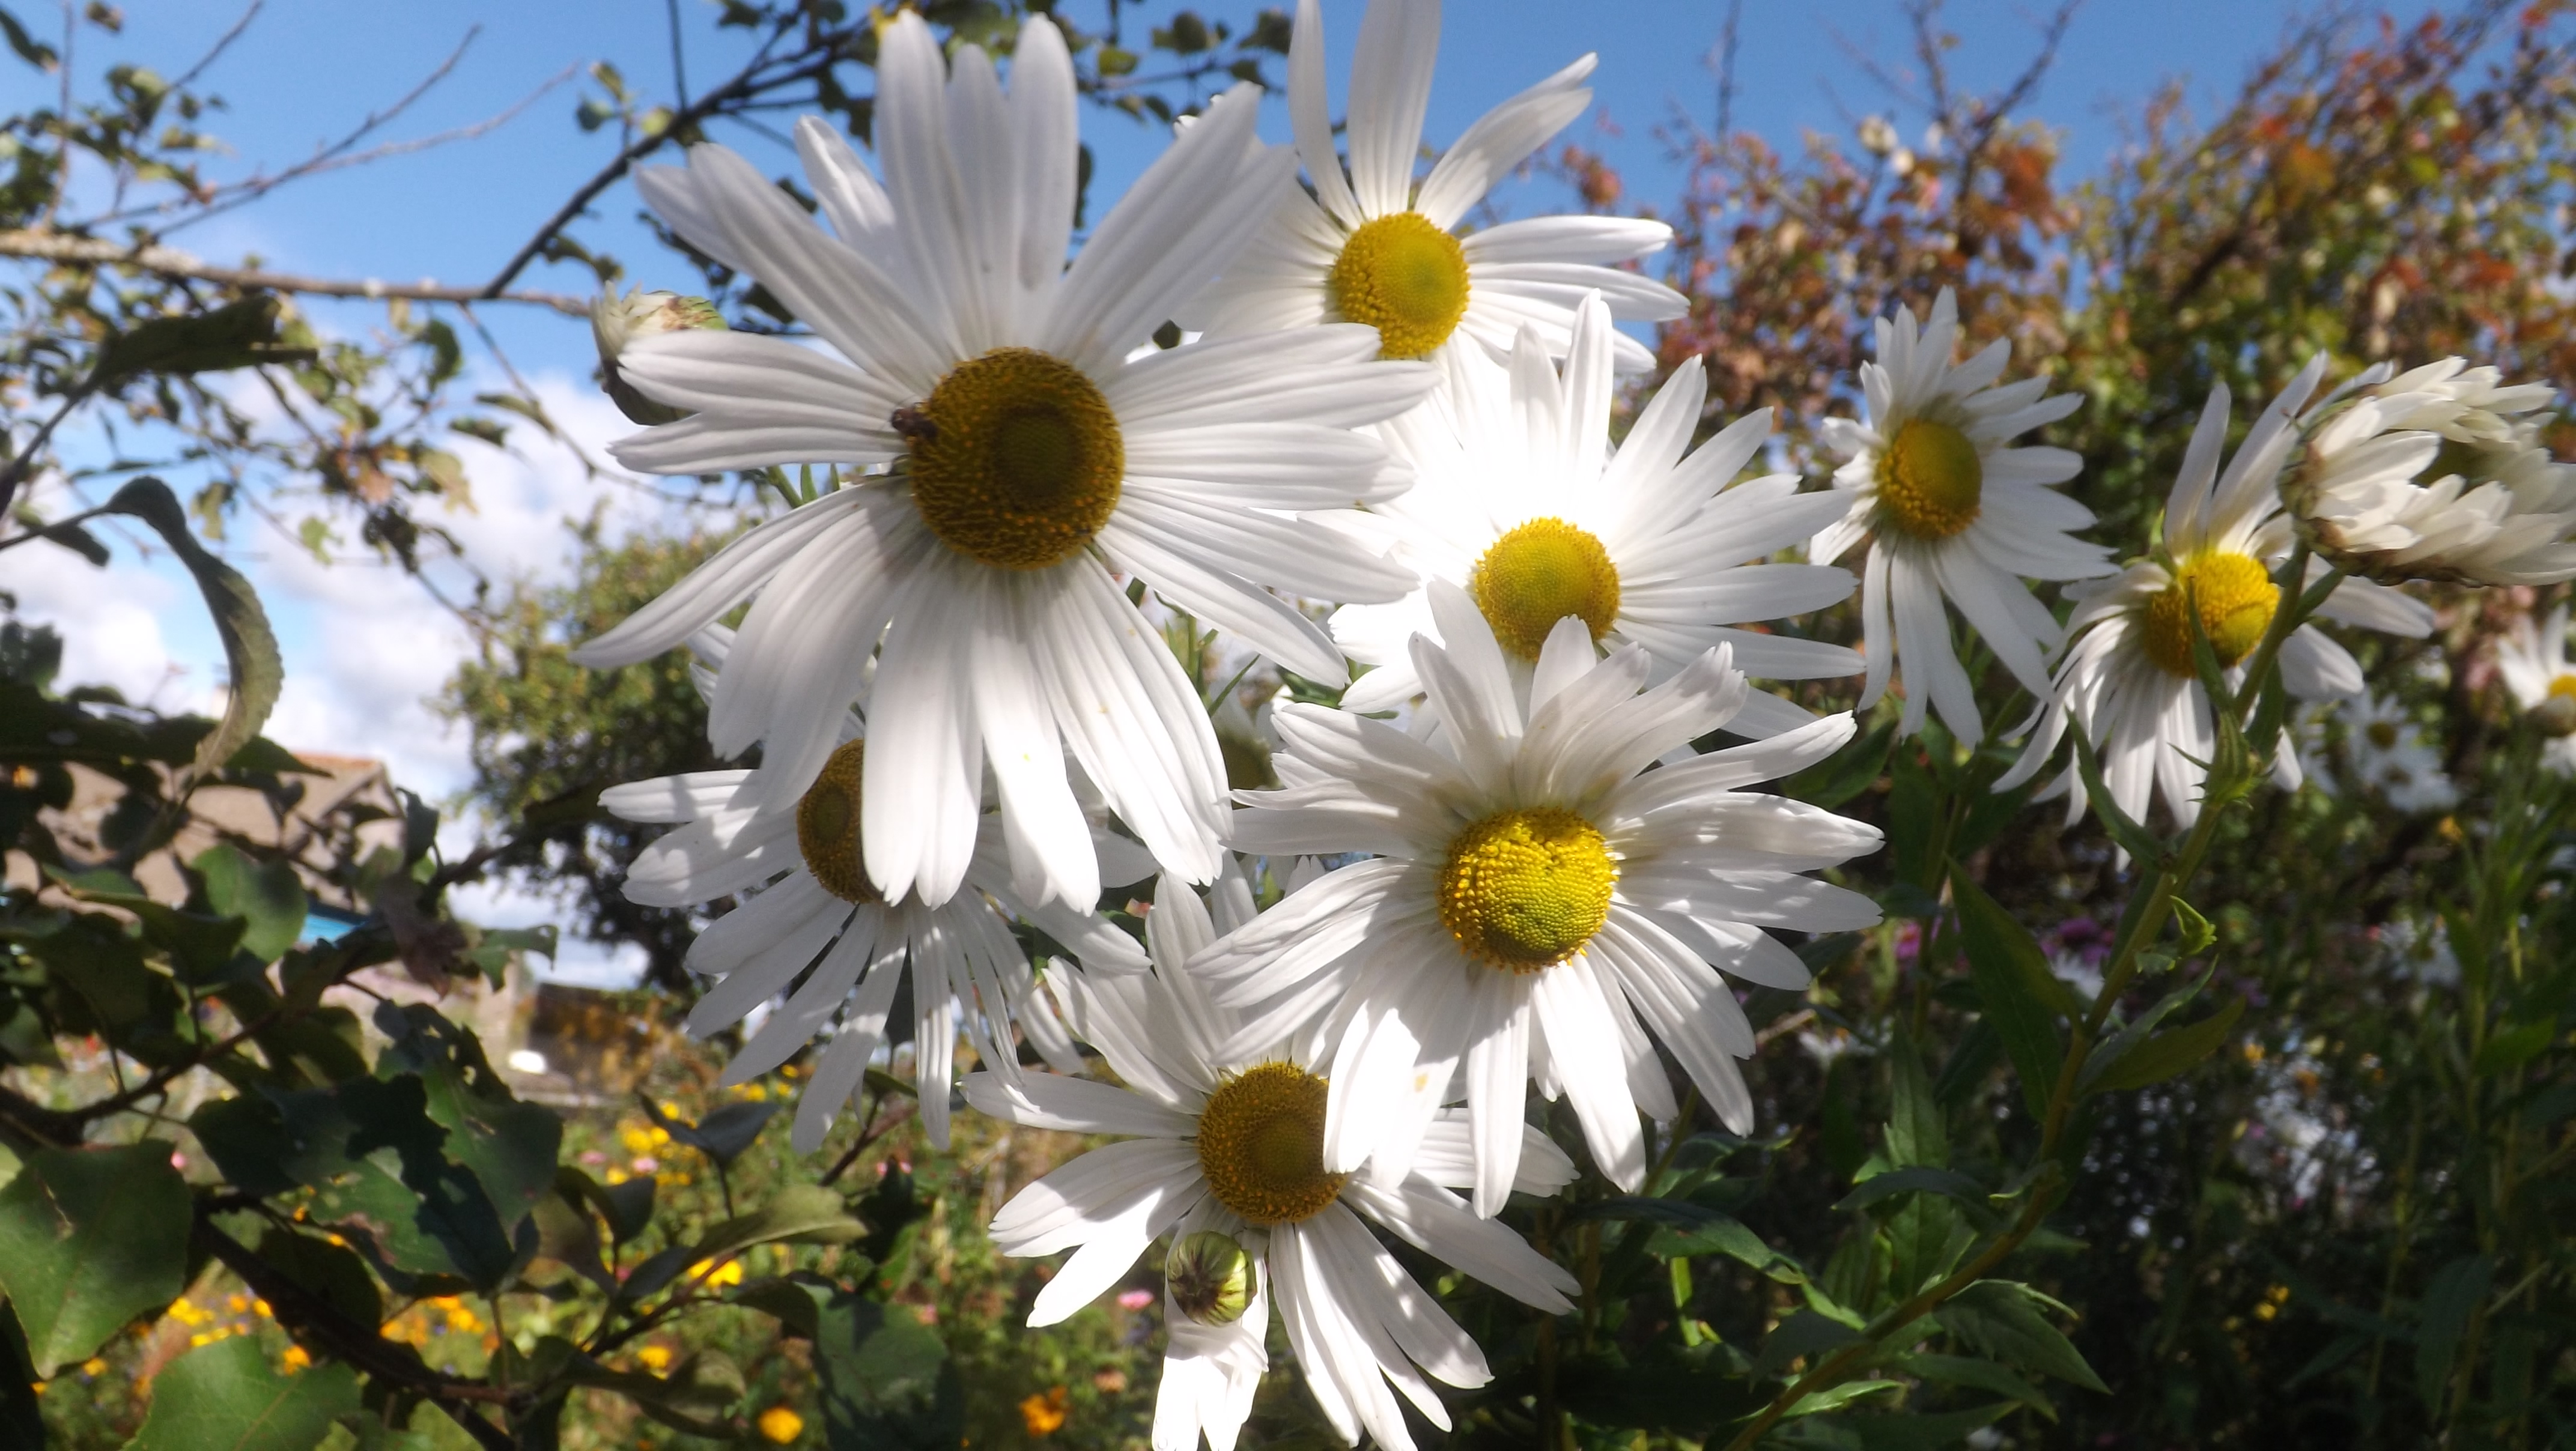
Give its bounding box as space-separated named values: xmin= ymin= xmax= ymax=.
xmin=1468 ymin=518 xmax=1622 ymax=662
xmin=2537 ymin=675 xmax=2576 ymax=737
xmin=1194 ymin=1063 xmax=1344 ymax=1225
xmin=1328 ymin=212 xmax=1471 ymax=360
xmin=907 ymin=348 xmax=1123 ymax=570
xmin=2142 ymin=551 xmax=2279 ymax=679
xmin=796 ymin=740 xmax=876 ymax=904
xmin=1438 ymin=807 xmax=1617 ymax=972
xmin=1874 ymin=417 xmax=1984 ymax=541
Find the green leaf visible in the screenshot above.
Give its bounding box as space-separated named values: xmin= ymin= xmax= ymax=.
xmin=2085 ymin=996 xmax=2244 ymax=1094
xmin=1885 ymin=1030 xmax=1947 ymax=1169
xmin=2414 ymin=1253 xmax=2492 ymax=1413
xmin=88 ymin=295 xmax=315 ymax=388
xmin=254 ymin=1226 xmax=381 ymax=1330
xmin=2170 ymin=898 xmax=2216 ymax=957
xmin=1755 ymin=1307 xmax=1868 ymax=1379
xmin=809 ymin=1285 xmax=965 ymax=1448
xmin=196 ymin=844 xmax=308 ymax=963
xmin=687 ymin=1185 xmax=864 ymax=1271
xmin=1784 ymin=1379 xmax=1903 ymax=1416
xmin=0 ymin=5 xmax=64 ymax=67
xmin=1934 ymin=1280 xmax=2107 ymax=1393
xmin=1641 ymin=1213 xmax=1809 ymax=1284
xmin=1892 ymin=1352 xmax=2056 ymax=1419
xmin=124 ymin=1333 xmax=359 ymax=1451
xmin=2077 ymin=965 xmax=2214 ymax=1092
xmin=1949 ymin=870 xmax=2068 ymax=1116
xmin=641 ymin=1093 xmax=780 ymax=1168
xmin=1834 ymin=1166 xmax=1993 ymax=1218
xmin=0 ymin=1141 xmax=190 ymax=1375
xmin=2472 ymin=1019 xmax=2557 ymax=1076
xmin=1845 ymin=1403 xmax=2016 ymax=1449
xmin=100 ymin=477 xmax=282 ymax=778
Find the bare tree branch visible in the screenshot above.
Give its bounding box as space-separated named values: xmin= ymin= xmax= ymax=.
xmin=0 ymin=229 xmax=589 ymax=313
xmin=165 ymin=0 xmax=262 ymax=92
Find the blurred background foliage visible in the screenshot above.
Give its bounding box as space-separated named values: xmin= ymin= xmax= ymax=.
xmin=3 ymin=0 xmax=2573 ymax=1447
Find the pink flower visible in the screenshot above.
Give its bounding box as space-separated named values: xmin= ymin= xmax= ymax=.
xmin=1116 ymin=1289 xmax=1155 ymax=1311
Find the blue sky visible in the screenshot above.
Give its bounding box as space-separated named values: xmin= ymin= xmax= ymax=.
xmin=17 ymin=0 xmax=2362 ymax=976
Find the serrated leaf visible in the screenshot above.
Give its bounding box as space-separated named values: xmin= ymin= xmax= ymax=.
xmin=101 ymin=477 xmax=281 ymax=778
xmin=0 ymin=1141 xmax=190 ymax=1375
xmin=1934 ymin=1280 xmax=2107 ymax=1393
xmin=124 ymin=1333 xmax=359 ymax=1451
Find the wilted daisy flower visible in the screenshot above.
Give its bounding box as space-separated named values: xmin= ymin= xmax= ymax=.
xmin=606 ymin=632 xmax=1152 ymax=1152
xmin=1332 ymin=293 xmax=1861 ymax=733
xmin=2497 ymin=604 xmax=2576 ymax=769
xmin=1183 ymin=0 xmax=1683 ymax=370
xmin=1198 ymin=586 xmax=1882 ymax=1212
xmin=968 ymin=869 xmax=1577 ymax=1451
xmin=2000 ymin=371 xmax=2435 ymax=831
xmin=2291 ymin=359 xmax=2576 ymax=586
xmin=1811 ymin=288 xmax=2115 ymax=745
xmin=573 ymin=13 xmax=1434 ymax=911
xmin=2344 ymin=692 xmax=2459 ymax=813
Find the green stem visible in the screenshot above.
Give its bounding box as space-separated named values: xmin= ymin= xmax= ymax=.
xmin=1723 ymin=550 xmax=2323 ymax=1451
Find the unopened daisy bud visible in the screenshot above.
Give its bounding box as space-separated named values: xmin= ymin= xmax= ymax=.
xmin=2534 ymin=692 xmax=2576 ymax=739
xmin=591 ymin=288 xmax=724 ymax=425
xmin=1165 ymin=1231 xmax=1257 ymax=1326
xmin=2286 ymin=359 xmax=2576 ymax=587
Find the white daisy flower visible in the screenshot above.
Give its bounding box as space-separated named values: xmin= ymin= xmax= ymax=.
xmin=570 ymin=13 xmax=1436 ymax=912
xmin=1196 ymin=586 xmax=1883 ymax=1213
xmin=2344 ymin=692 xmax=2459 ymax=814
xmin=2291 ymin=359 xmax=2576 ymax=586
xmin=2496 ymin=604 xmax=2576 ymax=769
xmin=604 ymin=631 xmax=1153 ymax=1153
xmin=2000 ymin=367 xmax=2437 ymax=832
xmin=1183 ymin=0 xmax=1684 ymax=370
xmin=968 ymin=868 xmax=1578 ymax=1451
xmin=1331 ymin=292 xmax=1861 ymax=734
xmin=1809 ymin=288 xmax=2116 ymax=745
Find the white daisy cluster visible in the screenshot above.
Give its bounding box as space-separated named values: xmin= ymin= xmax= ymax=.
xmin=564 ymin=0 xmax=2572 ymax=1441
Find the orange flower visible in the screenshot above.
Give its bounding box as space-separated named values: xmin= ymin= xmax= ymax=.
xmin=1019 ymin=1385 xmax=1069 ymax=1437
xmin=756 ymin=1405 xmax=804 ymax=1443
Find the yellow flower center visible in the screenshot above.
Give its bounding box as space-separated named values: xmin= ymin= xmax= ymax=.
xmin=2550 ymin=674 xmax=2576 ymax=702
xmin=1467 ymin=518 xmax=1623 ymax=661
xmin=1194 ymin=1063 xmax=1344 ymax=1226
xmin=796 ymin=740 xmax=876 ymax=904
xmin=906 ymin=348 xmax=1123 ymax=571
xmin=1873 ymin=417 xmax=1984 ymax=541
xmin=2365 ymin=720 xmax=2401 ymax=750
xmin=1437 ymin=807 xmax=1617 ymax=972
xmin=2142 ymin=551 xmax=2279 ymax=679
xmin=1327 ymin=212 xmax=1471 ymax=360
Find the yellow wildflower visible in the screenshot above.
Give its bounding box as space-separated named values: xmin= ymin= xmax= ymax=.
xmin=1019 ymin=1386 xmax=1069 ymax=1437
xmin=756 ymin=1405 xmax=804 ymax=1443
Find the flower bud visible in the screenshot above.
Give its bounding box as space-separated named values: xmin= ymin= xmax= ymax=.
xmin=592 ymin=288 xmax=725 ymax=425
xmin=1165 ymin=1231 xmax=1257 ymax=1327
xmin=2534 ymin=692 xmax=2576 ymax=739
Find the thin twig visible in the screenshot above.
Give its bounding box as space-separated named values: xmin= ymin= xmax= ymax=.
xmin=165 ymin=0 xmax=262 ymax=92
xmin=0 ymin=229 xmax=588 ymax=313
xmin=152 ymin=61 xmax=582 ymax=236
xmin=482 ymin=20 xmax=838 ymax=298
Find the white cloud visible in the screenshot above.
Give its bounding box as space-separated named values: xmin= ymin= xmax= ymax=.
xmin=18 ymin=366 xmax=703 ymax=990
